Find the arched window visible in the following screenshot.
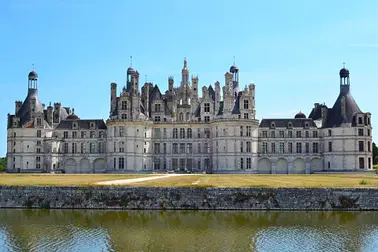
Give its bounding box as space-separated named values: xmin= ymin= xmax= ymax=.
xmin=180 ymin=128 xmax=185 ymax=139
xmin=179 ymin=113 xmax=184 ymax=121
xmin=187 ymin=128 xmax=192 ymax=138
xmin=186 ymin=112 xmax=190 ymax=121
xmin=173 ymin=128 xmax=178 ymax=139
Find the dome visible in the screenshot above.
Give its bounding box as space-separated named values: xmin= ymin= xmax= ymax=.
xmin=127 ymin=66 xmax=135 ymax=74
xmin=28 ymin=71 xmax=38 ymax=79
xmin=339 ymin=68 xmax=349 ymax=78
xmin=229 ymin=64 xmax=239 ymax=73
xmin=294 ymin=112 xmax=306 ymax=119
xmin=66 ymin=114 xmax=79 ymax=120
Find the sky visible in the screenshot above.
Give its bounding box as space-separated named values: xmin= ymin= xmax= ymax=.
xmin=0 ymin=0 xmax=377 ymax=156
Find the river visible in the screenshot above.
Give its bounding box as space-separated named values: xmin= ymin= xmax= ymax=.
xmin=0 ymin=210 xmax=378 ymax=251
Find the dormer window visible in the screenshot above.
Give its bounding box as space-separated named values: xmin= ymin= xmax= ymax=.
xmin=90 ymin=122 xmax=96 ymax=129
xmin=305 ymin=122 xmax=309 ymax=128
xmin=358 ymin=117 xmax=363 ymax=125
xmin=288 ymin=122 xmax=293 ymax=128
xmin=72 ymin=122 xmax=78 ymax=129
xmin=270 ymin=122 xmax=275 ymax=129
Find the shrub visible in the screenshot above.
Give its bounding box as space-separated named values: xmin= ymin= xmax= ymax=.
xmin=359 ymin=180 xmax=368 ymax=185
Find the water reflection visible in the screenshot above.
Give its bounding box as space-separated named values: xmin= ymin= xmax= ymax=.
xmin=0 ymin=210 xmax=377 ymax=251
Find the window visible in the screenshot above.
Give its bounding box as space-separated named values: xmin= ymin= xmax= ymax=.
xmin=197 ymin=129 xmax=201 ymax=138
xmin=37 ymin=118 xmax=42 ymax=127
xmin=296 ymin=143 xmax=302 ymax=153
xmin=155 ymin=103 xmax=161 ymax=112
xmin=36 ymin=148 xmax=41 ymax=153
xmin=187 ymin=143 xmax=192 ymax=154
xmin=180 ymin=143 xmax=185 ymax=154
xmin=367 ymin=129 xmax=371 ymax=136
xmin=119 ymin=127 xmax=125 ymax=137
xmin=180 ymin=128 xmax=185 ymax=138
xmin=90 ymin=131 xmax=95 ymax=138
xmin=163 ymin=143 xmax=166 ymax=154
xmin=204 ymin=116 xmax=210 ymax=122
xmin=81 ymin=143 xmax=86 ymax=153
xmin=154 ymin=159 xmax=160 ymax=170
xmin=172 ymin=143 xmax=178 ymax=154
xmin=154 ymin=116 xmax=161 ymax=122
xmin=154 ymin=143 xmax=160 ymax=154
xmin=99 ymin=131 xmax=104 ymax=138
xmin=163 ymin=128 xmax=167 ymax=138
xmin=358 ymin=129 xmax=364 ymax=136
xmin=359 ymin=141 xmax=364 ymax=152
xmin=119 ymin=142 xmax=125 ymax=152
xmin=154 ymin=128 xmax=161 ymax=138
xmin=246 ymin=141 xmax=251 ymax=152
xmin=368 ymin=141 xmax=371 ymax=152
xmin=90 ymin=143 xmax=96 ymax=154
xmin=305 ymin=131 xmax=309 ymax=138
xmin=119 ymin=157 xmax=125 ymax=169
xmin=358 ymin=117 xmax=363 ymax=125
xmin=187 ymin=128 xmax=192 ymax=138
xmin=204 ymin=143 xmax=210 ymax=154
xmin=113 ymin=158 xmax=116 ymax=169
xmin=198 ymin=143 xmax=201 ymax=153
xmin=312 ymin=131 xmax=318 ymax=138
xmin=244 ymin=100 xmax=249 ymax=109
xmin=240 ymin=158 xmax=244 ymax=169
xmin=72 ymin=143 xmax=77 ymax=154
xmin=72 ymin=131 xmax=77 ymax=138
xmin=271 ymin=131 xmax=275 ymax=138
xmin=205 ymin=128 xmax=211 ymax=138
xmin=173 ymin=128 xmax=178 ymax=138
xmin=271 ymin=143 xmax=276 ymax=154
xmin=328 ymin=129 xmax=332 ymax=136
xmin=121 ymin=114 xmax=127 ymax=119
xmin=246 ymin=158 xmax=251 ymax=169
xmin=279 ymin=142 xmax=284 ymax=153
xmin=288 ymin=143 xmax=293 ymax=153
xmin=288 ymin=131 xmax=293 ymax=138
xmin=313 ymin=143 xmax=319 ymax=153
xmin=279 ymin=131 xmax=284 ymax=138
xmin=240 ymin=142 xmax=244 ymax=153
xmin=240 ymin=126 xmax=244 ymax=136
xmin=262 ymin=131 xmax=267 ymax=138
xmin=204 ymin=103 xmax=210 ymax=112
xmin=305 ymin=142 xmax=309 ymax=153
xmin=305 ymin=122 xmax=309 ymax=128
xmin=244 ymin=113 xmax=249 ymax=119
xmin=13 ymin=132 xmax=16 ymax=137
xmin=81 ymin=131 xmax=86 ymax=138
xmin=36 ymin=141 xmax=41 ymax=146
xmin=121 ymin=101 xmax=127 ymax=110
xmin=113 ymin=127 xmax=117 ymax=137
xmin=63 ymin=131 xmax=68 ymax=138
xmin=64 ymin=143 xmax=68 ymax=153
xmin=246 ymin=126 xmax=252 ymax=137
xmin=36 ymin=157 xmax=41 ymax=169
xmin=113 ymin=142 xmax=116 ymax=152
xmin=296 ymin=131 xmax=302 ymax=138
xmin=179 ymin=113 xmax=184 ymax=121
xmin=262 ymin=142 xmax=268 ymax=153
xmin=359 ymin=157 xmax=364 ymax=169
xmin=328 ymin=142 xmax=332 ymax=152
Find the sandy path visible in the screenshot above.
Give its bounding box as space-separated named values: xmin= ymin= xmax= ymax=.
xmin=96 ymin=174 xmax=186 ymax=185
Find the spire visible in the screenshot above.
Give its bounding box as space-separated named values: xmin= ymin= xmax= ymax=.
xmin=130 ymin=56 xmax=133 ymax=67
xmin=183 ymin=57 xmax=187 ymax=70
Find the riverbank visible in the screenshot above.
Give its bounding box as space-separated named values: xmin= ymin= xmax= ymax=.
xmin=0 ymin=186 xmax=377 ymax=211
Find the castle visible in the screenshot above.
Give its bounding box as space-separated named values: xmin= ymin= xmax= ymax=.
xmin=6 ymin=59 xmax=373 ymax=173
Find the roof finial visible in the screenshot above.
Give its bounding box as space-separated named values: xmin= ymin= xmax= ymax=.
xmin=343 ymin=62 xmax=346 ymax=68
xmin=145 ymin=74 xmax=147 ymax=83
xmin=72 ymin=108 xmax=75 ymax=114
xmin=130 ymin=56 xmax=133 ymax=67
xmin=233 ymin=56 xmax=235 ymax=65
xmin=32 ymin=63 xmax=35 ymax=71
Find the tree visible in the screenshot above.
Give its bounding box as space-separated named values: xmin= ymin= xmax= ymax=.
xmin=373 ymin=142 xmax=378 ymax=165
xmin=0 ymin=157 xmax=7 ymax=172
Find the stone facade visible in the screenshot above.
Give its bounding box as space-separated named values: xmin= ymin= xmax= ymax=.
xmin=6 ymin=60 xmax=373 ymax=173
xmin=0 ymin=186 xmax=378 ymax=211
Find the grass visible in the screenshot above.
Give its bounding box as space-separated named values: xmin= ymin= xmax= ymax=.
xmin=0 ymin=174 xmax=160 ymax=186
xmin=132 ymin=174 xmax=378 ymax=188
xmin=0 ymin=174 xmax=378 ymax=188
xmin=374 ymin=164 xmax=378 ymax=170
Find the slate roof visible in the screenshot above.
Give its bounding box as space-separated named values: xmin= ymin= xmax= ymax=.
xmin=259 ymin=118 xmax=317 ymax=128
xmin=17 ymin=89 xmax=44 ymax=125
xmin=231 ymin=92 xmax=241 ymax=114
xmin=56 ymin=119 xmax=107 ymax=130
xmin=208 ymin=85 xmax=215 ymax=101
xmin=217 ymin=101 xmax=224 ymax=116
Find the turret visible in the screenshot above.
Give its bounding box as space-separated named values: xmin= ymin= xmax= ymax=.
xmin=53 ymin=103 xmax=61 ymax=123
xmin=339 ymin=63 xmax=350 ymax=95
xmin=110 ymin=82 xmax=117 ymax=116
xmin=168 ymin=76 xmax=174 ymax=91
xmin=192 ymin=76 xmax=198 ymax=100
xmin=181 ymin=58 xmax=189 ymax=86
xmin=46 ymin=103 xmax=53 ymax=125
xmin=215 ymin=81 xmax=221 ymax=114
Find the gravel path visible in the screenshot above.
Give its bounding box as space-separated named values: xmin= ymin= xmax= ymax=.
xmin=96 ymin=174 xmax=186 ymax=185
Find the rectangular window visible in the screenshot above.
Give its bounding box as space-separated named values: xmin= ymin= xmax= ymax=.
xmin=90 ymin=143 xmax=96 ymax=154
xmin=359 ymin=157 xmax=364 ymax=169
xmin=163 ymin=128 xmax=167 ymax=138
xmin=368 ymin=158 xmax=371 ymax=169
xmin=119 ymin=157 xmax=124 ymax=169
xmin=173 ymin=143 xmax=178 ymax=154
xmin=246 ymin=158 xmax=251 ymax=169
xmin=197 ymin=129 xmax=201 ymax=138
xmin=305 ymin=131 xmax=309 ymax=138
xmin=180 ymin=143 xmax=185 ymax=154
xmin=368 ymin=141 xmax=371 ymax=152
xmin=367 ymin=129 xmax=371 ymax=136
xmin=288 ymin=131 xmax=293 ymax=138
xmin=204 ymin=143 xmax=209 ymax=154
xmin=121 ymin=101 xmax=127 ymax=110
xmin=240 ymin=126 xmax=244 ymax=136
xmin=279 ymin=131 xmax=284 ymax=138
xmin=119 ymin=142 xmax=124 ymax=152
xmin=296 ymin=142 xmax=302 ymax=153
xmin=240 ymin=158 xmax=244 ymax=169
xmin=72 ymin=143 xmax=77 ymax=154
xmin=72 ymin=131 xmax=77 ymax=138
xmin=358 ymin=129 xmax=364 ymax=136
xmin=37 ymin=130 xmax=42 ymax=138
xmin=154 ymin=143 xmax=160 ymax=154
xmin=81 ymin=131 xmax=86 ymax=138
xmin=359 ymin=141 xmax=364 ymax=152
xmin=296 ymin=131 xmax=302 ymax=138
xmin=154 ymin=116 xmax=161 ymax=122
xmin=244 ymin=113 xmax=248 ymax=119
xmin=204 ymin=103 xmax=210 ymax=112
xmin=163 ymin=143 xmax=167 ymax=153
xmin=244 ymin=100 xmax=249 ymax=109
xmin=81 ymin=143 xmax=86 ymax=154
xmin=154 ymin=128 xmax=161 ymax=138
xmin=328 ymin=130 xmax=332 ymax=136
xmin=63 ymin=131 xmax=68 ymax=138
xmin=271 ymin=131 xmax=275 ymax=138
xmin=204 ymin=128 xmax=210 ymax=138
xmin=187 ymin=143 xmax=192 ymax=154
xmin=313 ymin=142 xmax=319 ymax=153
xmin=155 ymin=103 xmax=161 ymax=112
xmin=271 ymin=143 xmax=275 ymax=153
xmin=246 ymin=126 xmax=251 ymax=137
xmin=262 ymin=131 xmax=267 ymax=138
xmin=305 ymin=142 xmax=309 ymax=153
xmin=113 ymin=158 xmax=116 ymax=170
xmin=262 ymin=142 xmax=268 ymax=153
xmin=204 ymin=116 xmax=210 ymax=122
xmin=328 ymin=142 xmax=332 ymax=152
xmin=64 ymin=143 xmax=68 ymax=153
xmin=279 ymin=142 xmax=284 ymax=153
xmin=246 ymin=141 xmax=251 ymax=152
xmin=312 ymin=131 xmax=318 ymax=138
xmin=240 ymin=142 xmax=244 ymax=153
xmin=90 ymin=131 xmax=95 ymax=138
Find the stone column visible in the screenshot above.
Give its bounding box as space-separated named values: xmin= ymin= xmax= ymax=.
xmin=305 ymin=162 xmax=311 ymax=174
xmin=288 ymin=161 xmax=293 ymax=174
xmin=271 ymin=161 xmax=277 ymax=174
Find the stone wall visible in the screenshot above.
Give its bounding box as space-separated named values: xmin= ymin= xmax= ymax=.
xmin=0 ymin=186 xmax=378 ymax=210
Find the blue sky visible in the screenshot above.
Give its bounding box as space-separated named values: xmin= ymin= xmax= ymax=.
xmin=0 ymin=0 xmax=377 ymax=155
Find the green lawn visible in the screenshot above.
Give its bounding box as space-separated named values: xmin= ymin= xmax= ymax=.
xmin=0 ymin=174 xmax=159 ymax=186
xmin=132 ymin=174 xmax=378 ymax=188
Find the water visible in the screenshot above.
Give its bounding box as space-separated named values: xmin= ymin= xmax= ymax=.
xmin=0 ymin=210 xmax=378 ymax=252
